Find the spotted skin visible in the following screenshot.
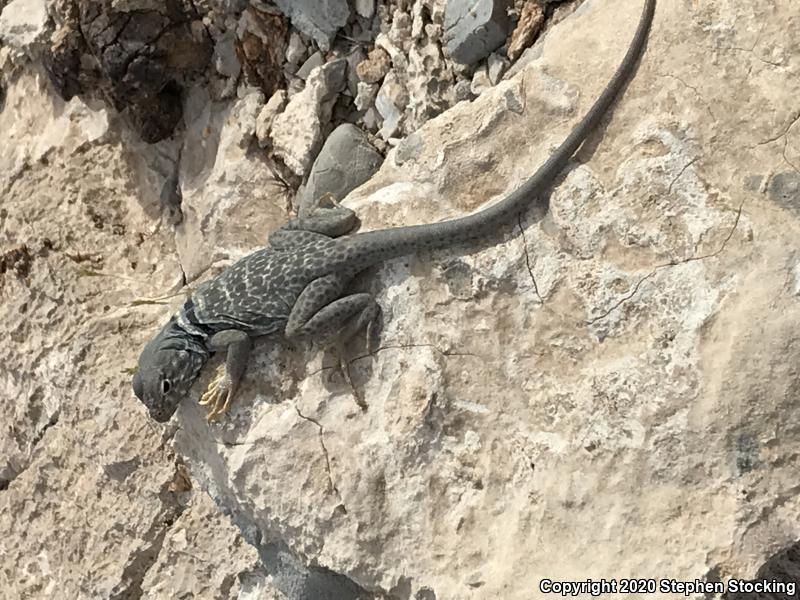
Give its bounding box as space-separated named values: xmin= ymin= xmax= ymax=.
xmin=133 ymin=0 xmax=655 ymax=422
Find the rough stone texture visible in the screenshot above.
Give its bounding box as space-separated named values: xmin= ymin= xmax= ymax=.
xmin=45 ymin=0 xmax=213 ymax=142
xmin=300 ymin=123 xmax=384 ymax=210
xmin=506 ymin=0 xmax=545 ymax=60
xmin=444 ymin=0 xmax=513 ymax=65
xmin=3 ymin=0 xmax=800 ymax=599
xmin=0 ymin=0 xmax=49 ymax=51
xmin=270 ymin=58 xmax=347 ymax=176
xmin=272 ymin=0 xmax=350 ymax=52
xmin=0 ymin=72 xmax=260 ymax=599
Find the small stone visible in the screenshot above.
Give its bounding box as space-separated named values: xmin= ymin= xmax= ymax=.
xmin=213 ymin=34 xmax=240 ymax=79
xmin=354 ymin=0 xmax=375 ymax=19
xmin=255 ymin=90 xmax=288 ymax=147
xmin=362 ymin=107 xmax=381 ymax=132
xmin=296 ymin=51 xmax=324 ymax=80
xmin=507 ymin=1 xmax=545 ymax=61
xmin=470 ymin=65 xmax=492 ymax=96
xmin=285 ymin=31 xmax=307 ymax=65
xmin=355 ymin=81 xmax=379 ymax=111
xmin=375 ymin=70 xmax=408 ymax=139
xmin=301 ymin=123 xmax=383 ymax=209
xmin=444 ymin=0 xmax=513 ymax=65
xmin=487 ymin=52 xmax=509 ymax=84
xmin=356 ymin=47 xmax=392 ymax=84
xmin=346 ymin=47 xmax=367 ymax=96
xmin=454 ymin=79 xmax=474 ymax=103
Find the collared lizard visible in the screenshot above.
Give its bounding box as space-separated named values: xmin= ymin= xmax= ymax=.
xmin=133 ymin=0 xmax=656 ymax=422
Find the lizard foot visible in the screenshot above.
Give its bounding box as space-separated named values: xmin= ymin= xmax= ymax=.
xmin=199 ymin=364 xmax=237 ymax=422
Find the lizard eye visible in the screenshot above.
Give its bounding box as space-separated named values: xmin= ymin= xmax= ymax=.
xmin=161 ymin=379 xmax=172 ymax=395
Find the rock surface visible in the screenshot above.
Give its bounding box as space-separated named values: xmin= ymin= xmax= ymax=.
xmin=2 ymin=0 xmax=800 ymax=599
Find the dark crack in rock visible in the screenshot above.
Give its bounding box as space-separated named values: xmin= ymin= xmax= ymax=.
xmin=45 ymin=0 xmax=213 ymax=142
xmin=235 ymin=5 xmax=288 ymax=97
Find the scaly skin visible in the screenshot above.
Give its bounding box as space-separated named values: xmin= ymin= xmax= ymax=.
xmin=133 ymin=0 xmax=656 ymax=422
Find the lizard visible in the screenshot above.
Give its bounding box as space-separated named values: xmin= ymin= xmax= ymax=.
xmin=133 ymin=0 xmax=656 ymax=423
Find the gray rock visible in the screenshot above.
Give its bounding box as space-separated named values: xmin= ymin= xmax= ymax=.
xmin=285 ymin=31 xmax=307 ymax=65
xmin=375 ymin=70 xmax=408 ymax=140
xmin=296 ymin=51 xmax=325 ymax=80
xmin=454 ymin=79 xmax=474 ymax=102
xmin=300 ymin=123 xmax=383 ymax=210
xmin=444 ymin=0 xmax=513 ymax=65
xmin=273 ymin=0 xmax=350 ymax=51
xmin=470 ymin=65 xmax=492 ymax=96
xmin=487 ymin=52 xmax=509 ymax=85
xmin=345 ymin=47 xmax=366 ymax=97
xmin=354 ymin=0 xmax=375 ymax=19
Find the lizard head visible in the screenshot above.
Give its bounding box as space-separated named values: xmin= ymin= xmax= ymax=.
xmin=132 ymin=320 xmax=207 ymax=422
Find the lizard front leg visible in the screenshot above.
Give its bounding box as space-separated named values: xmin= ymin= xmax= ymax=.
xmin=199 ymin=330 xmax=251 ymax=421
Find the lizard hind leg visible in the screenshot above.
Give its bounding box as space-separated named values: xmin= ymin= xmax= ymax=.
xmin=285 ymin=276 xmax=380 ymax=409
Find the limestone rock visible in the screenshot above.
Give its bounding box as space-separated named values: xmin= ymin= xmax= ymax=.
xmin=0 ymin=0 xmax=49 ymax=52
xmin=374 ymin=69 xmax=408 ymax=139
xmin=3 ymin=1 xmax=800 ymax=599
xmin=272 ymin=0 xmax=350 ymax=52
xmin=271 ymin=58 xmax=347 ymax=176
xmin=235 ymin=6 xmax=288 ymax=98
xmin=444 ymin=0 xmax=513 ymax=65
xmin=256 ymin=89 xmax=288 ymax=147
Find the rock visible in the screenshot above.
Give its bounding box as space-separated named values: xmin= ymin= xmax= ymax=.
xmin=470 ymin=64 xmax=492 ymax=95
xmin=270 ymin=58 xmax=347 ymax=176
xmin=405 ymin=38 xmax=455 ymax=132
xmin=255 ymin=89 xmax=288 ymax=147
xmin=487 ymin=52 xmax=509 ymax=84
xmin=354 ymin=81 xmax=379 ymax=111
xmin=296 ymin=50 xmax=324 ymax=80
xmin=356 ymin=47 xmax=392 ymax=84
xmin=354 ymin=0 xmax=375 ymax=19
xmin=235 ymin=6 xmax=288 ymax=97
xmin=507 ymin=1 xmax=545 ymax=60
xmin=272 ymin=0 xmax=350 ymax=51
xmin=213 ymin=33 xmax=241 ymax=79
xmin=374 ymin=69 xmax=408 ymax=139
xmin=454 ymin=78 xmax=474 ymax=102
xmin=300 ymin=123 xmax=383 ymax=210
xmin=444 ymin=0 xmax=513 ymax=65
xmin=44 ymin=0 xmax=213 ymax=143
xmin=345 ymin=46 xmax=366 ymax=97
xmin=285 ymin=31 xmax=307 ymax=65
xmin=0 ymin=0 xmax=49 ymax=52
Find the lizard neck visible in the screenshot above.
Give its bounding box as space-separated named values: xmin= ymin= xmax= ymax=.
xmin=339 ymin=0 xmax=655 ymax=271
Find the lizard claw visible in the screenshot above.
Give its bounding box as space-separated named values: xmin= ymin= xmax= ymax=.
xmin=329 ymin=344 xmax=367 ymax=412
xmin=199 ymin=364 xmax=235 ymax=421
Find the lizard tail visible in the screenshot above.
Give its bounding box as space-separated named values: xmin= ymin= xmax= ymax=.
xmin=341 ymin=0 xmax=656 ymax=270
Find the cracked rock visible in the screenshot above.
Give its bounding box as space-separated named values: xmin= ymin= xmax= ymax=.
xmin=45 ymin=0 xmax=213 ymax=143
xmin=444 ymin=0 xmax=513 ymax=65
xmin=236 ymin=6 xmax=288 ymax=98
xmin=375 ymin=69 xmax=408 ymax=140
xmin=255 ymin=89 xmax=288 ymax=148
xmin=356 ymin=47 xmax=392 ymax=84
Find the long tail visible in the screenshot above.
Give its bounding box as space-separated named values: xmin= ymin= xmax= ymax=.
xmin=340 ymin=0 xmax=656 ymax=270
